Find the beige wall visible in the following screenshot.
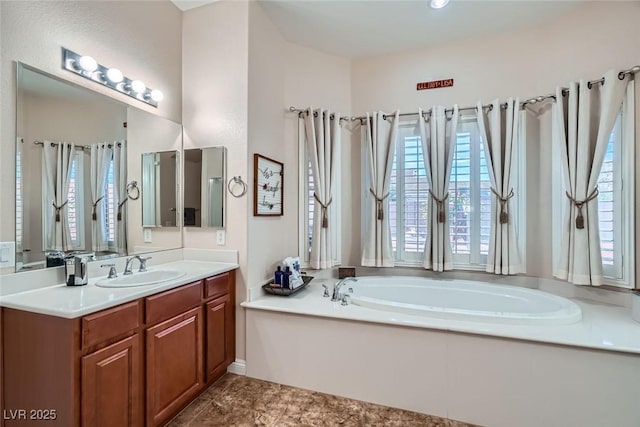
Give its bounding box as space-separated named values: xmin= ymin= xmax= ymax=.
xmin=0 ymin=0 xmax=182 ymax=257
xmin=350 ymin=1 xmax=640 ymax=279
xmin=182 ymin=0 xmax=250 ymax=360
xmin=247 ymin=2 xmax=352 ymax=285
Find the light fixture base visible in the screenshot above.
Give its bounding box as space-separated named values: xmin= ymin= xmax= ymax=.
xmin=62 ymin=47 xmax=159 ymax=108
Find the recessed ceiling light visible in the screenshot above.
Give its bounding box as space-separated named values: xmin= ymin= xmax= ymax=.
xmin=430 ymin=0 xmax=450 ymax=9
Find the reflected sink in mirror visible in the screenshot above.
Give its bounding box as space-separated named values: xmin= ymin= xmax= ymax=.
xmin=95 ymin=269 xmax=185 ymax=288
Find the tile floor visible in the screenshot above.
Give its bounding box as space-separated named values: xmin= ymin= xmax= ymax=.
xmin=167 ymin=374 xmax=478 ymax=427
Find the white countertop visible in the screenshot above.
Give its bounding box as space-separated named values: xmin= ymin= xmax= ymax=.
xmin=242 ymin=280 xmax=640 ymax=355
xmin=0 ymin=260 xmax=238 ymax=319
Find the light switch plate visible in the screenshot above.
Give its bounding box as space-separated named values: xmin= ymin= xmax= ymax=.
xmin=0 ymin=242 xmax=16 ymax=268
xmin=143 ymin=229 xmax=153 ymax=243
xmin=216 ymin=230 xmax=226 ymax=245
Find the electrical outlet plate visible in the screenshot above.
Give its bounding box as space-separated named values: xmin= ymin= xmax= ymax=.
xmin=143 ymin=229 xmax=153 ymax=243
xmin=216 ymin=230 xmax=226 ymax=245
xmin=0 ymin=242 xmax=16 ymax=268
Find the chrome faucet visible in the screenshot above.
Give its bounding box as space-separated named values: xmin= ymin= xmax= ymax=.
xmin=123 ymin=255 xmax=152 ymax=275
xmin=332 ymin=277 xmax=357 ymax=302
xmin=64 ymin=252 xmax=95 ymax=286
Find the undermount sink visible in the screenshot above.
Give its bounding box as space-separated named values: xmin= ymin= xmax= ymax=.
xmin=95 ymin=269 xmax=186 ymax=288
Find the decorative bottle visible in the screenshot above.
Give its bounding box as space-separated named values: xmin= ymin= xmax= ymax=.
xmin=274 ymin=266 xmax=283 ymax=287
xmin=282 ymin=266 xmax=291 ymax=289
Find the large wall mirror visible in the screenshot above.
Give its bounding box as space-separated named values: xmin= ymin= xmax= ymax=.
xmin=15 ymin=62 xmax=183 ymax=271
xmin=183 ymin=147 xmax=226 ymax=228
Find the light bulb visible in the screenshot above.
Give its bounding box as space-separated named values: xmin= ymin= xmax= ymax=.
xmin=131 ymin=80 xmax=146 ymax=93
xmin=150 ymin=89 xmax=164 ymax=102
xmin=78 ymin=55 xmax=98 ymax=72
xmin=430 ymin=0 xmax=450 ymax=9
xmin=106 ymin=68 xmax=123 ymax=83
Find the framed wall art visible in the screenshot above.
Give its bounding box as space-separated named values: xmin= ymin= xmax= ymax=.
xmin=254 ymin=153 xmax=283 ymax=216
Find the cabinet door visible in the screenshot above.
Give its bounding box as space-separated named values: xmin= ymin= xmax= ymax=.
xmin=81 ymin=334 xmax=142 ymax=427
xmin=146 ymin=306 xmax=203 ymax=427
xmin=206 ymin=294 xmax=231 ymax=382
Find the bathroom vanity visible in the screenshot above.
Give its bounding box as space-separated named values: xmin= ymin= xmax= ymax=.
xmin=2 ymin=262 xmax=236 ymax=427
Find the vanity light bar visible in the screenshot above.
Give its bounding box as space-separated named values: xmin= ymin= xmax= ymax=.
xmin=61 ymin=47 xmax=163 ymax=108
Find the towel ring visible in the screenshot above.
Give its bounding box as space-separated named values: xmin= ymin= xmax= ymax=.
xmin=228 ymin=176 xmax=247 ymax=198
xmin=126 ymin=181 xmax=140 ymax=200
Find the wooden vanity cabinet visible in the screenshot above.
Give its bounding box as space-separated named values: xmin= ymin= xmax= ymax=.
xmin=204 ymin=272 xmax=236 ymax=385
xmin=144 ymin=283 xmax=204 ymax=427
xmin=81 ymin=334 xmax=142 ymax=427
xmin=2 ymin=269 xmax=235 ymax=427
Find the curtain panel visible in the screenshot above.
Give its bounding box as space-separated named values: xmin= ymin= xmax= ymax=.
xmin=553 ymin=69 xmax=629 ymax=286
xmin=42 ymin=141 xmax=75 ymax=251
xmin=303 ymin=107 xmax=340 ymax=269
xmin=113 ymin=141 xmax=127 ymax=254
xmin=361 ymin=111 xmax=399 ymax=267
xmin=476 ymin=99 xmax=523 ymax=275
xmin=418 ymin=106 xmax=458 ymax=271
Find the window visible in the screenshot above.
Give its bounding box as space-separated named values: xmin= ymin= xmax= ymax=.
xmin=16 ymin=144 xmax=23 ymax=252
xmin=448 ymin=119 xmax=491 ymax=266
xmin=388 ymin=125 xmax=429 ymax=263
xmin=298 ymin=123 xmax=341 ymax=267
xmin=66 ymin=150 xmax=85 ymax=250
xmin=381 ymin=116 xmax=524 ymax=269
xmin=595 ymin=102 xmax=634 ymax=285
xmin=104 ymin=158 xmax=117 ymax=250
xmin=552 ymin=90 xmax=635 ymax=288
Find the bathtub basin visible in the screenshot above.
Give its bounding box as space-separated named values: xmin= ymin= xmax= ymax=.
xmin=348 ymin=276 xmax=582 ymax=325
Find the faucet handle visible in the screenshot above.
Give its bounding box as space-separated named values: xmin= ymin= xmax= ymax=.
xmin=341 ymin=294 xmax=350 ymax=306
xmin=101 ymin=264 xmax=117 ymax=279
xmin=138 ymin=256 xmax=152 ymax=272
xmin=321 ymin=284 xmax=330 ymax=298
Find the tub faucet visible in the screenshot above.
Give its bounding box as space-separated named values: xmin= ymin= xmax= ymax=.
xmin=332 ymin=277 xmax=357 ymax=302
xmin=123 ymin=255 xmax=152 ymax=275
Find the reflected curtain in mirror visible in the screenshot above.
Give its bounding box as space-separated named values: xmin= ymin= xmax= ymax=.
xmin=42 ymin=141 xmax=76 ymax=251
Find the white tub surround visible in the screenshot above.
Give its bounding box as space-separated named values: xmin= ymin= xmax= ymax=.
xmin=0 ymin=260 xmax=238 ymax=318
xmin=632 ymin=291 xmax=640 ymax=323
xmin=244 ymin=280 xmax=640 ymax=427
xmin=348 ymin=276 xmax=581 ymax=325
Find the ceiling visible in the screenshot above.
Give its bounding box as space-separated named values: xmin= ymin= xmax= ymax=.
xmin=172 ymin=0 xmax=584 ymax=58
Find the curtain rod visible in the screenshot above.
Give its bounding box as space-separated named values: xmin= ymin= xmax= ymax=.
xmin=288 ymin=64 xmax=640 ymax=125
xmin=33 ymin=141 xmax=122 ymax=151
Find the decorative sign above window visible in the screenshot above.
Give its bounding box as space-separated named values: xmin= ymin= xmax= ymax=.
xmin=416 ymin=79 xmax=454 ymax=91
xmin=254 ymin=153 xmax=283 ymax=216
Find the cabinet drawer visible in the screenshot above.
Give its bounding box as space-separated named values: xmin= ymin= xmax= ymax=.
xmin=82 ymin=301 xmax=140 ymax=349
xmin=145 ymin=281 xmax=202 ymax=325
xmin=205 ymin=273 xmax=230 ymax=299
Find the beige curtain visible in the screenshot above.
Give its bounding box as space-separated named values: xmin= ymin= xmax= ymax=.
xmin=553 ymin=69 xmax=629 ymax=285
xmin=42 ymin=141 xmax=75 ymax=251
xmin=113 ymin=140 xmax=127 ymax=253
xmin=303 ymin=107 xmax=340 ymax=269
xmin=476 ymin=99 xmax=523 ymax=275
xmin=418 ymin=106 xmax=458 ymax=271
xmin=361 ymin=111 xmax=399 ymax=267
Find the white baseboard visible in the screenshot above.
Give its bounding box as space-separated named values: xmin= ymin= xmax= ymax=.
xmin=227 ymin=359 xmax=246 ymax=375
